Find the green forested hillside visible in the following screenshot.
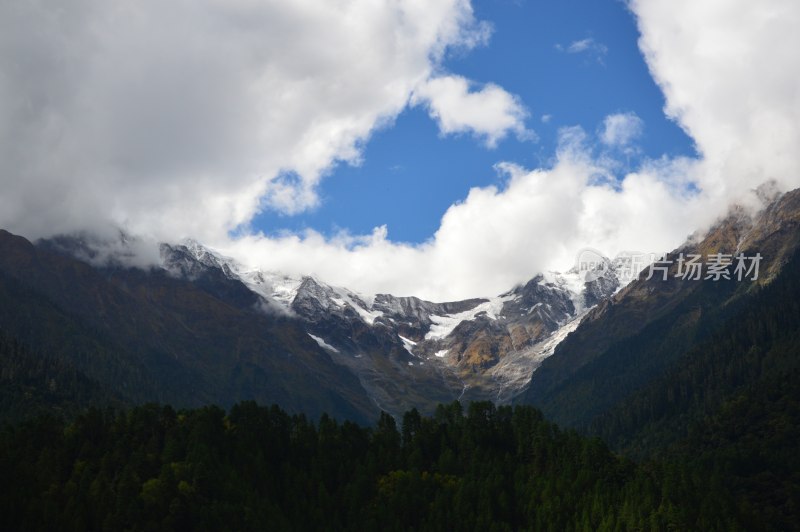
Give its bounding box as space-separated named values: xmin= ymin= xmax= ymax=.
xmin=523 ymin=189 xmax=800 ymax=431
xmin=524 ymin=274 xmax=743 ymax=429
xmin=592 ymin=247 xmax=800 ymax=453
xmin=2 ymin=204 xmax=799 ymax=530
xmin=0 ymin=401 xmax=746 ymax=532
xmin=514 ymin=201 xmax=800 ymax=530
xmin=0 ymin=329 xmax=120 ymax=422
xmin=587 ymin=247 xmax=800 ymax=529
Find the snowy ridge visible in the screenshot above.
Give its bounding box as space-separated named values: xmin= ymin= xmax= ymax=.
xmin=174 ymin=241 xmax=387 ymax=334
xmin=329 ymin=286 xmax=384 ymax=325
xmin=238 ymin=270 xmax=304 ymax=308
xmin=178 ymin=239 xmax=307 ymax=309
xmin=164 ymin=239 xmax=623 ymax=413
xmin=425 ymin=293 xmax=517 ymax=340
xmin=171 ymin=241 xmax=616 ymax=361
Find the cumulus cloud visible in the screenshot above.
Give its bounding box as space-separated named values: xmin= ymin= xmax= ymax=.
xmin=0 ymin=0 xmax=490 ymax=241
xmin=600 ymin=112 xmax=644 ymax=147
xmin=217 ymin=0 xmax=800 ymax=301
xmin=216 ymin=128 xmax=704 ymax=300
xmin=412 ymin=75 xmax=532 ymax=147
xmin=631 ymin=0 xmax=800 ymax=199
xmin=2 ymin=0 xmax=799 ymax=302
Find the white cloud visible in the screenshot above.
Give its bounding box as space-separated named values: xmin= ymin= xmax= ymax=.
xmin=216 ymin=0 xmax=800 ymax=301
xmin=631 ymin=0 xmax=800 ymax=199
xmin=600 ymin=112 xmax=644 ymax=147
xmin=557 ymin=38 xmax=608 ymax=63
xmin=0 ymin=0 xmax=491 ymax=241
xmin=412 ymin=75 xmax=531 ymax=147
xmin=567 ymin=39 xmax=601 ymax=54
xmin=217 ymin=133 xmax=705 ymax=300
xmin=2 ymin=0 xmax=799 ymax=303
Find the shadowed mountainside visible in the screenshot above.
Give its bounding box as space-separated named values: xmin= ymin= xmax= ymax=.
xmin=0 ymin=230 xmax=378 ymax=424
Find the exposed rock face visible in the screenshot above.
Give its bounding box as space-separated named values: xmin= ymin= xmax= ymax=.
xmin=161 ymin=241 xmax=621 ymax=416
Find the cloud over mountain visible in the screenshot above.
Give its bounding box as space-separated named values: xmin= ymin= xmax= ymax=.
xmin=218 ymin=0 xmax=800 ymax=301
xmin=1 ymin=0 xmax=798 ymax=301
xmin=0 ymin=0 xmax=490 ymax=239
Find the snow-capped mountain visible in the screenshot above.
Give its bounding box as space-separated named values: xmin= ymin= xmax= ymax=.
xmin=5 ymin=187 xmax=798 ymax=425
xmin=160 ymin=240 xmax=621 ymax=415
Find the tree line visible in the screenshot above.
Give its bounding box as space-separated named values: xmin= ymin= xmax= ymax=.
xmin=0 ymin=400 xmax=747 ymax=531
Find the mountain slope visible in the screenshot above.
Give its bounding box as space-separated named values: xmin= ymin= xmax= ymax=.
xmin=585 ymin=233 xmax=800 ymax=530
xmin=0 ymin=225 xmax=621 ymax=422
xmin=165 ymin=241 xmax=620 ymax=416
xmin=591 ymin=246 xmax=800 ymax=455
xmin=521 ymin=188 xmax=800 ymax=430
xmin=0 ymin=328 xmax=120 ymax=422
xmin=0 ymin=230 xmax=378 ymax=423
xmin=514 ymin=187 xmax=800 ymax=527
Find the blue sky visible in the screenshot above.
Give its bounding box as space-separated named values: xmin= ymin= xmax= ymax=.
xmin=252 ymin=0 xmax=695 ymax=243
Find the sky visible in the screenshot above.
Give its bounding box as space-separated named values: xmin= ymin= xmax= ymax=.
xmin=1 ymin=0 xmax=799 ymax=301
xmin=252 ymin=0 xmax=695 ymax=243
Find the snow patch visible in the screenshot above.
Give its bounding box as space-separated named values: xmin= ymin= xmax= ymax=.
xmin=540 ymin=270 xmax=586 ymax=314
xmin=398 ymin=335 xmax=417 ymax=356
xmin=425 ymin=294 xmax=515 ymax=341
xmin=177 ymin=240 xmax=305 ymax=311
xmin=240 ymin=270 xmax=304 ymax=308
xmin=308 ymin=333 xmax=339 ymax=353
xmin=330 ymin=287 xmax=384 ymax=325
xmin=434 ymin=349 xmax=449 ymax=358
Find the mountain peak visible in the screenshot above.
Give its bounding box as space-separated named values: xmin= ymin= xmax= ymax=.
xmin=156 ymin=237 xmax=622 ymax=415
